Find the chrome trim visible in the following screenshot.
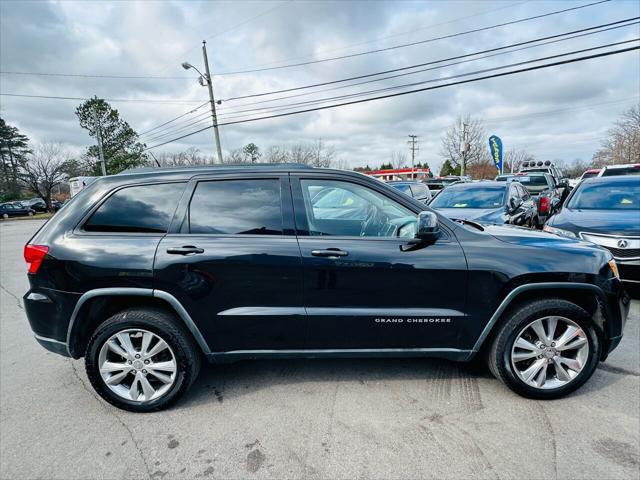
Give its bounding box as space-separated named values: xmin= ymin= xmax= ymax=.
xmin=34 ymin=334 xmax=67 ymax=346
xmin=306 ymin=307 xmax=464 ymax=317
xmin=218 ymin=306 xmax=306 ymax=316
xmin=470 ymin=282 xmax=604 ymax=356
xmin=579 ymin=232 xmax=640 ymax=260
xmin=26 ymin=292 xmax=52 ymax=303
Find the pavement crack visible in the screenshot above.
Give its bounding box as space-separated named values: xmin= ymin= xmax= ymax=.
xmin=69 ymin=360 xmax=152 ymax=479
xmin=536 ymin=402 xmax=558 ymax=480
xmin=0 ymin=283 xmax=23 ymax=310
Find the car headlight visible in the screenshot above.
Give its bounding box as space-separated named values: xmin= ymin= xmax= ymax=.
xmin=609 ymin=259 xmax=620 ymax=279
xmin=542 ymin=225 xmax=577 ymax=238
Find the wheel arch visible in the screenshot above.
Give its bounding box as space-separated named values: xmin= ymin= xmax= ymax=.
xmin=469 ymin=282 xmax=608 ymax=360
xmin=66 ymin=288 xmax=211 ymax=358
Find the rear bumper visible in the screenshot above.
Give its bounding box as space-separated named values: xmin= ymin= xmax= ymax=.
xmin=23 ymin=288 xmax=80 ymax=356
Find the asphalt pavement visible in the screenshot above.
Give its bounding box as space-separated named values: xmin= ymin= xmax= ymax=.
xmin=1 ymin=219 xmax=638 ymax=480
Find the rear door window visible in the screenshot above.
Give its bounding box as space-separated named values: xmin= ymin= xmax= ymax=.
xmin=84 ymin=183 xmax=185 ymax=233
xmin=189 ymin=179 xmax=283 ymax=235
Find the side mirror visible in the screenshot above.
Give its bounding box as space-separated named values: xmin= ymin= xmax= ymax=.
xmin=558 ymin=178 xmax=569 ymax=188
xmin=416 ymin=211 xmax=440 ymax=242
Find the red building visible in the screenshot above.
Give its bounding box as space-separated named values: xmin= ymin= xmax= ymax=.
xmin=366 ymin=167 xmax=430 ymax=182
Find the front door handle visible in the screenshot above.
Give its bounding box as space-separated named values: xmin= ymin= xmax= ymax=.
xmin=166 ymin=246 xmax=204 ymax=255
xmin=311 ymin=249 xmax=348 ymax=258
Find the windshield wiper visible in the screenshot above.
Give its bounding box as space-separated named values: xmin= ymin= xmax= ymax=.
xmin=451 ymin=218 xmax=485 ymax=231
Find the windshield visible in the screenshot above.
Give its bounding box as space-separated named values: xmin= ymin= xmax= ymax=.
xmin=430 ymin=186 xmax=505 ymax=209
xmin=496 ymin=175 xmax=548 ymax=186
xmin=568 ymin=181 xmax=639 ymax=210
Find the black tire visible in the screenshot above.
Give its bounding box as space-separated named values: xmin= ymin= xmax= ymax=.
xmin=487 ymin=298 xmax=600 ymax=399
xmin=85 ymin=308 xmax=201 ymax=412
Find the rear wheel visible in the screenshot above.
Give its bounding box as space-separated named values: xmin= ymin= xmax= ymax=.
xmin=487 ymin=298 xmax=600 ymax=399
xmin=85 ymin=308 xmax=201 ymax=412
xmin=1 ymin=213 xmax=7 ymax=219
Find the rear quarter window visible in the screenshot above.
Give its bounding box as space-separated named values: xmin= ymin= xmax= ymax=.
xmin=83 ymin=183 xmax=185 ymax=233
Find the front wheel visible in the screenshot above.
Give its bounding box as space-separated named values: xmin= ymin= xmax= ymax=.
xmin=85 ymin=308 xmax=201 ymax=412
xmin=487 ymin=298 xmax=600 ymax=399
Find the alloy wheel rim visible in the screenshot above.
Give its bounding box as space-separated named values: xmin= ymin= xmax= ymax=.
xmin=98 ymin=329 xmax=177 ymax=403
xmin=510 ymin=316 xmax=589 ymax=390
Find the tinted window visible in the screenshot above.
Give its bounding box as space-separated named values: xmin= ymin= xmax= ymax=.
xmin=496 ymin=175 xmax=548 ymax=186
xmin=84 ymin=183 xmax=185 ymax=233
xmin=602 ymin=167 xmax=640 ymax=177
xmin=189 ymin=179 xmax=283 ymax=235
xmin=430 ymin=186 xmax=506 ymax=209
xmin=567 ymin=181 xmax=639 ymax=210
xmin=301 ymin=179 xmax=415 ymax=237
xmin=390 ymin=184 xmax=412 ymax=195
xmin=581 ymin=171 xmax=599 ymax=180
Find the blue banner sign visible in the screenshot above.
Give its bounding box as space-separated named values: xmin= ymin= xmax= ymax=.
xmin=489 ymin=135 xmax=503 ymax=174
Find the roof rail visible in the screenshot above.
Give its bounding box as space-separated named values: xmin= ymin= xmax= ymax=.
xmin=120 ymin=162 xmax=315 ymax=175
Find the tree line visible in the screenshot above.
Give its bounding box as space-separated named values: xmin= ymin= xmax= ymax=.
xmin=2 ymin=99 xmax=638 ymax=208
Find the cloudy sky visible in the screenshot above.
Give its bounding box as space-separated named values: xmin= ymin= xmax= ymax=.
xmin=1 ymin=0 xmax=638 ymax=173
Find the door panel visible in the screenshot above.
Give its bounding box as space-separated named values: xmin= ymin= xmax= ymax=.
xmin=154 ymin=175 xmax=305 ymax=352
xmin=292 ymin=175 xmax=468 ymax=350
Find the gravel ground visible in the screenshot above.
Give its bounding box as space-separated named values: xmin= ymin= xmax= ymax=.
xmin=1 ymin=219 xmax=638 ymax=480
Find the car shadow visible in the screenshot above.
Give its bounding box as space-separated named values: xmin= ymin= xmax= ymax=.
xmin=176 ymin=357 xmax=493 ymax=410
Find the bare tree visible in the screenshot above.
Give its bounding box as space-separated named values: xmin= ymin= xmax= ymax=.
xmin=20 ymin=143 xmax=72 ymax=210
xmin=503 ymin=149 xmax=535 ymax=173
xmin=440 ymin=114 xmax=489 ymax=170
xmin=265 ymin=145 xmax=290 ymax=163
xmin=391 ymin=151 xmax=408 ymax=169
xmin=154 ymin=147 xmax=210 ymax=167
xmin=592 ymin=104 xmax=640 ymax=166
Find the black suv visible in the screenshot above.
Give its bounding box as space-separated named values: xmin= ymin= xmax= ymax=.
xmin=23 ymin=164 xmax=630 ymax=412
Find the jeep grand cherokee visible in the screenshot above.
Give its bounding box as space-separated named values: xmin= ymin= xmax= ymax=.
xmin=23 ymin=164 xmax=630 ymax=412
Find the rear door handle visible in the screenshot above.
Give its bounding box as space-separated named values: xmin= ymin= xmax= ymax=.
xmin=166 ymin=246 xmax=204 ymax=255
xmin=311 ymin=249 xmax=348 ymax=258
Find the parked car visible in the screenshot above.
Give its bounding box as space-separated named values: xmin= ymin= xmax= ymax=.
xmin=519 ymin=160 xmax=570 ymax=198
xmin=544 ymin=176 xmax=639 ymax=288
xmin=429 ymin=181 xmax=538 ymax=227
xmin=496 ymin=173 xmax=562 ymax=224
xmin=0 ymin=202 xmax=36 ymax=219
xmin=387 ymin=181 xmax=432 ymax=203
xmin=23 ymin=164 xmax=629 ymax=411
xmin=23 ymin=198 xmax=47 ymax=213
xmin=598 ymin=163 xmax=640 ymax=177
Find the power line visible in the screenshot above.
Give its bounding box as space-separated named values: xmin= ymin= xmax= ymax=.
xmin=214 ymin=39 xmax=639 ymax=120
xmin=220 ymin=17 xmax=638 ymax=103
xmin=143 ymin=117 xmax=212 ymax=144
xmin=139 ymin=110 xmax=210 ymax=139
xmin=212 ymin=0 xmax=611 ymax=75
xmin=0 ymin=93 xmax=208 ymax=105
xmin=216 ymin=46 xmax=639 ymax=126
xmin=142 ymin=45 xmax=638 ymax=150
xmin=137 ymin=102 xmax=209 ymax=135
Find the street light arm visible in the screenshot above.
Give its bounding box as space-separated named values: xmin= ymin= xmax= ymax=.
xmin=181 ymin=62 xmax=208 ymax=82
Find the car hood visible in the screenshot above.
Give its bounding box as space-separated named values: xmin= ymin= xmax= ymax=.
xmin=435 ymin=207 xmax=507 ymax=224
xmin=547 ymin=209 xmax=640 ymax=236
xmin=482 ymin=223 xmax=609 ymax=254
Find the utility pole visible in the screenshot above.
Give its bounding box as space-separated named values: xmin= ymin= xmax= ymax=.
xmin=201 ymin=41 xmax=224 ymax=163
xmin=94 ymin=110 xmax=107 ymax=176
xmin=460 ymin=122 xmax=469 ymax=177
xmin=408 ymin=135 xmax=418 ymax=179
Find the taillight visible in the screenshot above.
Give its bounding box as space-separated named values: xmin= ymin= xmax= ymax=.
xmin=24 ymin=244 xmax=49 ymax=274
xmin=539 ymin=196 xmax=550 ymax=214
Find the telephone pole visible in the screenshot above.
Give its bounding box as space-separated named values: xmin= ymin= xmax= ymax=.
xmin=182 ymin=41 xmax=223 ymax=163
xmin=460 ymin=122 xmax=469 ymax=177
xmin=94 ymin=110 xmax=107 ymax=176
xmin=408 ymin=135 xmax=418 ymax=179
xmin=201 ymin=41 xmax=223 ymax=163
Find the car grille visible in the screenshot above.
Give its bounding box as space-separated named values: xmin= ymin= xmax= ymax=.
xmin=580 ymin=232 xmax=640 ymax=260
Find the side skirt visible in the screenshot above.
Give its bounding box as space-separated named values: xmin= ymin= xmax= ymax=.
xmin=208 ymin=348 xmax=473 ymax=364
